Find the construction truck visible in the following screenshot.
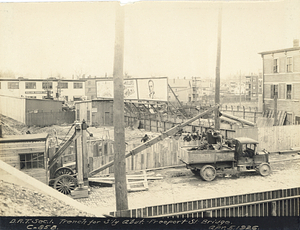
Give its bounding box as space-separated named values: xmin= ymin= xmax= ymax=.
xmin=179 ymin=133 xmax=271 ymax=181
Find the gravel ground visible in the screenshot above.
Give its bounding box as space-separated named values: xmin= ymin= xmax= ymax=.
xmin=77 ymin=153 xmax=300 ymax=215
xmin=0 ymin=149 xmax=299 ymax=217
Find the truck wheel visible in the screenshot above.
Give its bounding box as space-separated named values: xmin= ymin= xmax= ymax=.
xmin=258 ymin=163 xmax=271 ymax=176
xmin=200 ymin=165 xmax=217 ymax=181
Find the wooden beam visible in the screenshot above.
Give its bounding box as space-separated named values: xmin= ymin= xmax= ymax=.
xmin=48 ymin=131 xmax=80 ymax=170
xmin=0 ymin=133 xmax=49 ymax=143
xmin=168 ymin=84 xmax=188 ymax=118
xmin=221 ymin=112 xmax=255 ymax=127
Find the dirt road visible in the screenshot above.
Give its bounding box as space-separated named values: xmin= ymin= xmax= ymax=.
xmin=77 ymin=152 xmax=300 ymax=215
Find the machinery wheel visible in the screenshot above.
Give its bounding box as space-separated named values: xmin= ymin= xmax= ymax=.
xmin=54 ymin=167 xmax=74 ymax=178
xmin=258 ymin=163 xmax=271 ymax=176
xmin=200 ymin=165 xmax=217 ymax=181
xmin=54 ymin=174 xmax=77 ymax=195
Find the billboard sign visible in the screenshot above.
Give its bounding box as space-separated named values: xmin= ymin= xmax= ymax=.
xmin=124 ymin=79 xmax=138 ymax=99
xmin=96 ymin=77 xmax=168 ymax=102
xmin=96 ymin=80 xmax=113 ymax=98
xmin=137 ymin=78 xmax=168 ymax=101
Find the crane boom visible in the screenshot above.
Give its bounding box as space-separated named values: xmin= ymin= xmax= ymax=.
xmin=89 ymin=104 xmax=219 ymax=176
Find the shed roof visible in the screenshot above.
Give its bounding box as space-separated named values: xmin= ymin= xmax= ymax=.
xmin=0 ymin=133 xmax=49 ymax=144
xmin=234 ymin=137 xmax=259 ymax=144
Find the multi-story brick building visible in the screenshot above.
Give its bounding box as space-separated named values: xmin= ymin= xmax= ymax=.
xmin=245 ymin=74 xmax=263 ymax=101
xmin=259 ymin=39 xmax=300 ymax=125
xmin=0 ymin=78 xmax=86 ymax=102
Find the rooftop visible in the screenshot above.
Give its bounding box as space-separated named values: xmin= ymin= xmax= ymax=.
xmin=259 ymin=46 xmax=300 ymax=56
xmin=234 ymin=137 xmax=259 ymax=144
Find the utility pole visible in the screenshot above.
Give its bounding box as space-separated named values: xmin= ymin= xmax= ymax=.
xmin=113 ymin=3 xmax=128 ymax=213
xmin=214 ymin=6 xmax=222 ymax=130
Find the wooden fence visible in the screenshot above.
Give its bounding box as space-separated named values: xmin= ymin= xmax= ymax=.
xmin=26 ymin=111 xmax=75 ymax=126
xmin=86 ymin=138 xmax=196 ymax=175
xmin=59 ymin=125 xmax=300 ymax=175
xmin=234 ymin=125 xmax=300 ymax=152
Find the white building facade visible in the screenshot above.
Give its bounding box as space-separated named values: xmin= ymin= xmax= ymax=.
xmin=0 ymin=78 xmax=86 ymax=101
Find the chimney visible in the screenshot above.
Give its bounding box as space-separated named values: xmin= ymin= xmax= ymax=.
xmin=293 ymin=39 xmax=299 ymax=47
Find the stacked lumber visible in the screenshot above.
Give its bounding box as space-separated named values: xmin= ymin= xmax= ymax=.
xmin=88 ymin=171 xmax=163 ymax=191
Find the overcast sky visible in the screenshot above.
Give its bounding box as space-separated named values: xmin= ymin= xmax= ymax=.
xmin=0 ymin=0 xmax=299 ymax=79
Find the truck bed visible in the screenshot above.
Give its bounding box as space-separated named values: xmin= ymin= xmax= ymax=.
xmin=182 ymin=148 xmax=235 ymax=165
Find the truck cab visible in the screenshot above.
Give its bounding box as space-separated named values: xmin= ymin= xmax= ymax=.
xmin=234 ymin=137 xmax=270 ymax=175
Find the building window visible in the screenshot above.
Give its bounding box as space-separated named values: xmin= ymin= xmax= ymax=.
xmin=286 ymin=84 xmax=292 ymax=99
xmin=76 ymin=109 xmax=80 ymax=120
xmin=273 ymin=59 xmax=278 ymax=73
xmin=287 ymin=57 xmax=293 ymax=72
xmin=87 ymin=110 xmax=90 ymax=122
xmin=58 ymin=82 xmax=68 ymax=89
xmin=20 ymin=153 xmax=44 ymax=169
xmin=271 ymin=85 xmax=278 ymax=99
xmin=8 ymin=82 xmax=19 ymax=89
xmin=25 ymin=96 xmax=37 ymax=99
xmin=295 ymin=116 xmax=300 ymax=125
xmin=25 ymin=82 xmax=36 ymax=89
xmin=42 ymin=81 xmax=53 ymax=89
xmin=74 ymin=82 xmax=83 ymax=89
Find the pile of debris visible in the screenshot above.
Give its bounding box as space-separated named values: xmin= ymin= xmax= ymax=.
xmin=0 ymin=180 xmax=95 ymax=217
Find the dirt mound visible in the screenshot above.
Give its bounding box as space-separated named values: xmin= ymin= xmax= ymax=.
xmin=0 ymin=114 xmax=26 ymax=135
xmin=0 ymin=180 xmax=95 ymax=217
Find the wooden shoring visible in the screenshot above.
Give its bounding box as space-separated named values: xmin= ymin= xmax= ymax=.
xmin=109 ymin=187 xmax=300 ymax=218
xmin=168 ymin=84 xmax=188 ymax=118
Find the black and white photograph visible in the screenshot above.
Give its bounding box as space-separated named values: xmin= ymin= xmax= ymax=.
xmin=0 ymin=0 xmax=300 ymax=229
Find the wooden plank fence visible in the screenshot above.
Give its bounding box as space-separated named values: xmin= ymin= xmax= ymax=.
xmin=87 ymin=138 xmax=193 ymax=175
xmin=58 ymin=125 xmax=300 ymax=175
xmin=233 ymin=125 xmax=300 ymax=152
xmin=110 ymin=187 xmax=300 ymax=218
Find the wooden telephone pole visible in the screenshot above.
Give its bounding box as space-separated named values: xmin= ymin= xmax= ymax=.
xmin=113 ymin=3 xmax=128 ymax=213
xmin=214 ymin=6 xmax=222 ymax=130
